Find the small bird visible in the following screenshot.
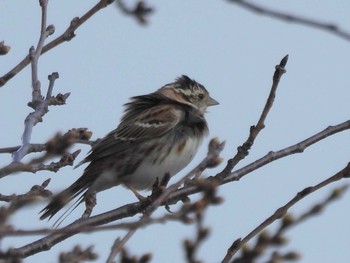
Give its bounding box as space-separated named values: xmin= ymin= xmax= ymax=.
xmin=40 ymin=75 xmax=218 ymax=220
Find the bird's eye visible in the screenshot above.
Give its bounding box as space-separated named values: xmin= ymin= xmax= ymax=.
xmin=198 ymin=94 xmax=204 ymax=100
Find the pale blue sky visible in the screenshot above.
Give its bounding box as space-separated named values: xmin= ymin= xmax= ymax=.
xmin=1 ymin=1 xmax=350 ymax=262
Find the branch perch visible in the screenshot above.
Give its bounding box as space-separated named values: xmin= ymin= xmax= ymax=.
xmin=222 ymin=162 xmax=350 ymax=262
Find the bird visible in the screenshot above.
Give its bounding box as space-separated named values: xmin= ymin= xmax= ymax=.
xmin=40 ymin=75 xmax=218 ymax=220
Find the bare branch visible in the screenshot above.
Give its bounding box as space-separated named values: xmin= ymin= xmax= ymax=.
xmin=0 ymin=150 xmax=80 ymax=178
xmin=230 ymin=186 xmax=349 ymax=263
xmin=0 ymin=212 xmax=192 ymax=237
xmin=29 ymin=0 xmax=54 ymax=105
xmin=0 ymin=179 xmax=51 ymax=215
xmin=6 ymin=138 xmax=224 ymax=259
xmin=228 ymin=0 xmax=350 ymax=42
xmin=217 ymin=55 xmax=288 ymax=179
xmin=222 ymin=163 xmax=350 ymax=262
xmin=5 ymin=117 xmax=350 ymax=259
xmin=9 ymin=1 xmax=53 ymax=164
xmin=0 ymin=128 xmax=92 ymax=177
xmin=224 ymin=120 xmax=350 ymax=183
xmin=0 ymin=128 xmax=94 ymax=155
xmin=278 ymin=184 xmax=349 ymax=235
xmin=45 ymin=72 xmax=59 ymax=100
xmin=0 ymin=144 xmax=46 ymax=155
xmin=0 ymin=0 xmax=113 ymax=88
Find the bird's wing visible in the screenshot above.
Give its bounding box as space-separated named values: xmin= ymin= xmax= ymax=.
xmin=80 ymin=104 xmax=183 ymax=164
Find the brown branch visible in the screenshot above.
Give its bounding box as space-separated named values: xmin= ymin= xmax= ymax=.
xmin=221 ymin=163 xmax=350 ymax=262
xmin=228 ymin=0 xmax=350 ymax=42
xmin=5 ymin=138 xmax=224 ymax=259
xmin=278 ymin=184 xmax=349 ymax=236
xmin=0 ymin=144 xmax=46 ymax=154
xmin=4 ymin=118 xmax=350 ymax=259
xmin=230 ymin=185 xmax=349 ymax=263
xmin=0 ymin=0 xmax=113 ymax=88
xmin=0 ymin=179 xmax=51 ymax=213
xmin=223 ymin=120 xmax=350 ymax=183
xmin=0 ymin=212 xmax=193 ymax=238
xmin=0 ymin=128 xmax=92 ymax=177
xmin=217 ymin=55 xmax=288 ymax=179
xmin=0 ymin=128 xmax=94 ymax=155
xmin=0 ymin=150 xmax=81 ymax=178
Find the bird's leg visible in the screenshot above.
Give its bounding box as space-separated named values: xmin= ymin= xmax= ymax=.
xmin=82 ymin=191 xmax=96 ymax=218
xmin=125 ymin=183 xmax=147 ymax=202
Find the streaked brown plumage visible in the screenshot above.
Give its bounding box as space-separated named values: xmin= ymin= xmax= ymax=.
xmin=40 ymin=75 xmax=218 ymax=220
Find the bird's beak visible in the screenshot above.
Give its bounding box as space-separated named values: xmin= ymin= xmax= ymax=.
xmin=208 ymin=96 xmax=219 ymax=106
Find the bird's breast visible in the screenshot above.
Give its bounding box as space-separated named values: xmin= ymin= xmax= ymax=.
xmin=124 ymin=135 xmax=203 ymax=190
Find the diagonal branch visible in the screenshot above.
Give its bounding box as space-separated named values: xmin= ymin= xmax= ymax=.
xmin=228 ymin=0 xmax=350 ymax=42
xmin=224 ymin=120 xmax=350 ymax=183
xmin=221 ymin=162 xmax=350 ymax=262
xmin=217 ymin=55 xmax=288 ymax=178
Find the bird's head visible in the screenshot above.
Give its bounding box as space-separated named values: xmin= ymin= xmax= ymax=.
xmin=158 ymin=75 xmax=219 ymax=114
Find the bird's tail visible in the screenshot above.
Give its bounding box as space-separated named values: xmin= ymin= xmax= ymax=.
xmin=40 ymin=175 xmax=92 ymax=221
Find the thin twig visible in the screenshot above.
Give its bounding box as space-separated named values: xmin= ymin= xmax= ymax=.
xmin=0 ymin=0 xmax=113 ymax=88
xmin=277 ymin=184 xmax=349 ymax=236
xmin=217 ymin=55 xmax=288 ymax=179
xmin=46 ymin=72 xmax=59 ymax=99
xmin=231 ymin=185 xmax=349 ymax=262
xmin=223 ymin=120 xmax=350 ymax=183
xmin=0 ymin=212 xmax=191 ymax=237
xmin=0 ymin=150 xmax=81 ymax=178
xmin=0 ymin=179 xmax=51 ymax=212
xmin=0 ymin=128 xmax=91 ymax=177
xmin=0 ymin=144 xmax=46 ymax=154
xmin=11 ymin=0 xmax=56 ymax=164
xmin=221 ymin=162 xmax=350 ymax=262
xmin=0 ymin=128 xmax=94 ymax=155
xmin=228 ymin=0 xmax=350 ymax=42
